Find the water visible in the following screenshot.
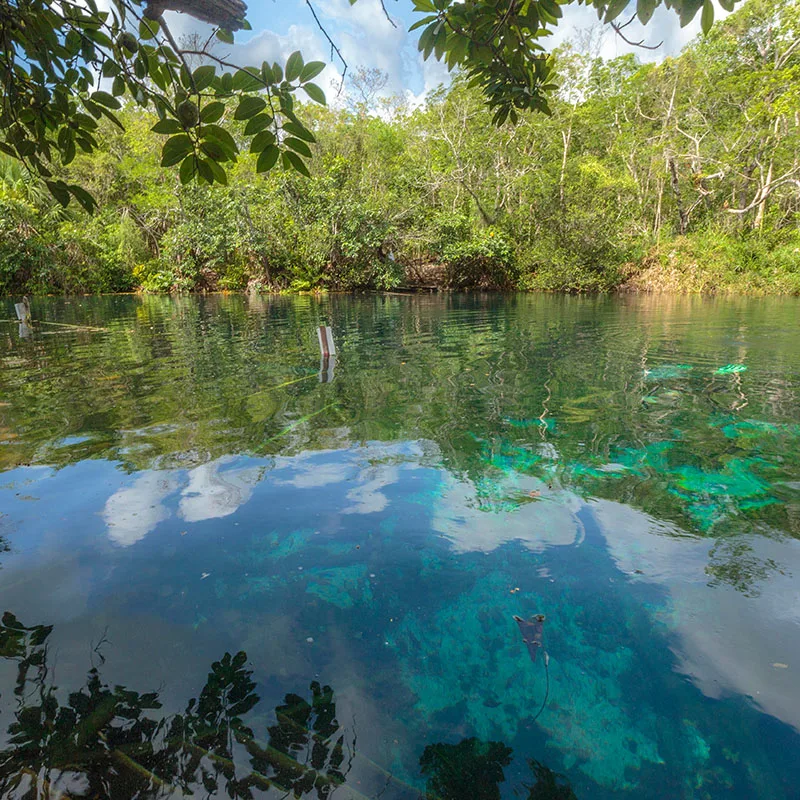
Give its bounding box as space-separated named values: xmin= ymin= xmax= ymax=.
xmin=1 ymin=293 xmax=799 ymax=799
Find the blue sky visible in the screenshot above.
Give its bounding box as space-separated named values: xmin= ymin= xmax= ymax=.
xmin=164 ymin=0 xmax=713 ymax=106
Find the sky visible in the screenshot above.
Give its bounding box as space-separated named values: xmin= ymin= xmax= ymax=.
xmin=162 ymin=0 xmax=715 ymax=107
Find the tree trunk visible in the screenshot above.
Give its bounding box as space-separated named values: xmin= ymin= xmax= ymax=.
xmin=668 ymin=158 xmax=689 ymax=235
xmin=754 ymin=159 xmax=773 ymax=230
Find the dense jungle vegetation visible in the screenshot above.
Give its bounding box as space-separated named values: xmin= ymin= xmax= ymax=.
xmin=0 ymin=0 xmax=798 ymax=295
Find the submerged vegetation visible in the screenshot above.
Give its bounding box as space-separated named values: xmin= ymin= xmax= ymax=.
xmin=0 ymin=0 xmax=798 ymax=295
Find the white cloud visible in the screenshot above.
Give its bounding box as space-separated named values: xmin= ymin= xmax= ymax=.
xmin=433 ymin=473 xmax=584 ymax=554
xmin=104 ymin=471 xmax=179 ymax=547
xmin=179 ymin=457 xmax=260 ymax=522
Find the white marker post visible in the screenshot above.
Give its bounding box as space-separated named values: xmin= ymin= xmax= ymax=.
xmin=318 ymin=325 xmax=336 ymax=383
xmin=15 ymin=297 xmax=31 ymax=339
xmin=14 ymin=297 xmax=31 ymax=323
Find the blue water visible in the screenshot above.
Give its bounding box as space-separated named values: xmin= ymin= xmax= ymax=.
xmin=1 ymin=294 xmax=799 ymax=799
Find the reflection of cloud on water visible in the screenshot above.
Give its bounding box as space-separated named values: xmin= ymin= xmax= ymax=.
xmin=343 ymin=466 xmax=400 ymax=515
xmin=593 ymin=499 xmax=800 ymax=733
xmin=272 ymin=450 xmax=353 ymax=489
xmin=104 ymin=471 xmax=179 ymax=546
xmin=104 ymin=458 xmax=261 ymax=544
xmin=433 ymin=473 xmax=583 ymax=553
xmin=179 ymin=458 xmax=261 ymax=522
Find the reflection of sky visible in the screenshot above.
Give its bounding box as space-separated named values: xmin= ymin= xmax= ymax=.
xmin=2 ymin=440 xmax=800 ymax=787
xmin=179 ymin=458 xmax=261 ymax=523
xmin=103 ymin=457 xmax=263 ymax=545
xmin=432 ymin=473 xmax=583 ymax=553
xmin=594 ymin=499 xmax=800 ymax=733
xmin=104 ymin=470 xmax=178 ymax=546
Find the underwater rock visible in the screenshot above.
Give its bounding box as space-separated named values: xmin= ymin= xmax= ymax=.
xmin=305 ymin=563 xmax=374 ymax=609
xmin=389 ymin=571 xmax=665 ymax=790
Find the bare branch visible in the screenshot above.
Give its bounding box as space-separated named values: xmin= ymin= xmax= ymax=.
xmin=611 ymin=14 xmax=663 ymax=51
xmin=305 ymin=0 xmax=348 ymax=93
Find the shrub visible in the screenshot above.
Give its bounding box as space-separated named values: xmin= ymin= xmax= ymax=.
xmin=442 ymin=229 xmax=516 ymax=289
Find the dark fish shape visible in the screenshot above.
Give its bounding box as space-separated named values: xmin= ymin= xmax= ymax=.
xmin=514 ymin=613 xmax=545 ymax=663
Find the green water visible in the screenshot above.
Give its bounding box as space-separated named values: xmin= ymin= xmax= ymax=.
xmin=0 ymin=293 xmax=799 ymax=799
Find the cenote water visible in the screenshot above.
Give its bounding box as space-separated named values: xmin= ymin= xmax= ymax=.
xmin=1 ymin=293 xmax=800 ymax=799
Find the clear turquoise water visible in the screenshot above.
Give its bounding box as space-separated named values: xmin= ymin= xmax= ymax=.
xmin=1 ymin=294 xmax=799 ymax=799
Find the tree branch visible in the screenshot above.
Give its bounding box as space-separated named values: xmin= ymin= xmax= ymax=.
xmin=611 ymin=14 xmax=663 ymax=51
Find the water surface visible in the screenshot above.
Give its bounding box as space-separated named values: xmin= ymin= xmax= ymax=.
xmin=1 ymin=294 xmax=799 ymax=799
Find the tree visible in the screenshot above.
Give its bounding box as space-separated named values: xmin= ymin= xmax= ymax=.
xmin=0 ymin=0 xmax=738 ymax=208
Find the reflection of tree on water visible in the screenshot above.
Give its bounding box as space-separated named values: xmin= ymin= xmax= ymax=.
xmin=0 ymin=613 xmax=352 ymax=799
xmin=524 ymin=759 xmax=578 ymax=800
xmin=419 ymin=738 xmax=578 ymax=800
xmin=0 ymin=613 xmax=580 ymax=800
xmin=420 ymin=738 xmax=512 ymax=799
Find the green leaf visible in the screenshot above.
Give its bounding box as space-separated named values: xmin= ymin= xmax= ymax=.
xmin=46 ymin=180 xmax=70 ymax=207
xmin=539 ymin=0 xmax=562 ymax=19
xmin=161 ymin=134 xmax=194 ymax=167
xmin=283 ymin=121 xmax=316 ymax=143
xmin=409 ymin=14 xmax=437 ymax=32
xmin=206 ymin=157 xmax=228 ymax=185
xmin=152 ymin=118 xmax=183 ymax=134
xmin=62 ymin=139 xmax=76 ymax=166
xmin=193 ymin=65 xmax=216 ymax=91
xmin=235 ymin=95 xmax=267 ymax=119
xmin=285 ymin=50 xmax=304 ymax=82
xmin=200 ymin=139 xmax=227 ymax=161
xmin=91 ymin=90 xmax=121 ymax=109
xmin=256 ymin=144 xmax=280 ymax=173
xmin=603 ymin=0 xmax=630 ymax=23
xmin=102 ymin=60 xmax=120 ymax=78
xmin=217 ymin=28 xmax=234 ymax=44
xmin=636 ymin=0 xmax=657 ymax=24
xmin=179 ymin=153 xmax=198 ymax=184
xmin=200 ymin=101 xmax=225 ymax=123
xmin=68 ymin=184 xmax=97 ymax=213
xmin=701 ymin=0 xmax=714 ymax=34
xmin=232 ymin=69 xmax=263 ymax=92
xmin=282 ymin=149 xmax=310 ymax=177
xmin=196 ymin=157 xmax=215 ymax=184
xmin=201 ymin=124 xmax=238 ymax=158
xmin=285 ymin=137 xmax=312 ymax=157
xmin=244 ymin=114 xmax=273 ymax=135
xmin=299 ymin=61 xmax=325 ymax=82
xmin=112 ymin=75 xmax=126 ymax=97
xmin=418 ymin=23 xmax=436 ymax=59
xmin=250 ymin=129 xmax=276 ymax=153
xmin=139 ymin=18 xmax=160 ymax=39
xmin=302 ymin=82 xmax=326 ymax=105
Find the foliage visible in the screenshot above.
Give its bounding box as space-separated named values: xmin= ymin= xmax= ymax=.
xmin=442 ymin=228 xmax=516 ymax=289
xmin=0 ymin=0 xmax=797 ymax=293
xmin=0 ymin=0 xmax=728 ymax=209
xmin=0 ymin=611 xmax=353 ymax=799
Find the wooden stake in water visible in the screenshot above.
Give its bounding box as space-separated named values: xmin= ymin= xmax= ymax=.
xmin=317 ymin=325 xmax=336 ymax=358
xmin=14 ymin=296 xmax=32 ymax=339
xmin=318 ymin=325 xmax=336 ymax=383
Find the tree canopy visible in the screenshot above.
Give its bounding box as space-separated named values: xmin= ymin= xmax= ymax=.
xmin=0 ymin=0 xmax=738 ymax=207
